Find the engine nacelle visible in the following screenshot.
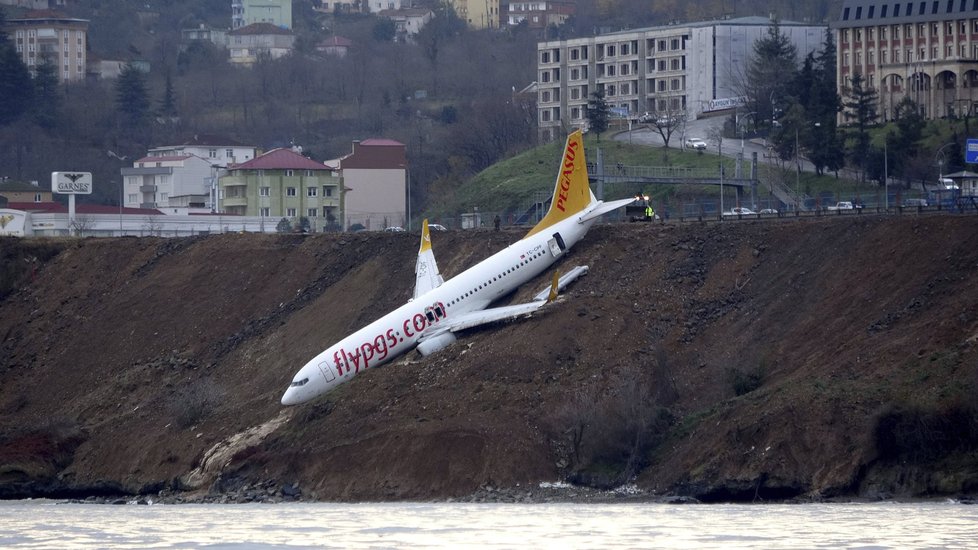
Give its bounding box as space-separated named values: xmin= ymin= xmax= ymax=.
xmin=417 ymin=332 xmax=457 ymax=356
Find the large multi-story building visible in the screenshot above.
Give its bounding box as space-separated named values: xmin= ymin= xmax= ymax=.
xmin=832 ymin=1 xmax=978 ymax=121
xmin=220 ymin=148 xmax=344 ymax=232
xmin=145 ymin=135 xmax=256 ymax=169
xmin=232 ymin=0 xmax=292 ymax=29
xmin=122 ymin=154 xmax=215 ymax=210
xmin=505 ymin=1 xmax=575 ymax=30
xmin=450 ymin=0 xmax=500 ymax=29
xmin=2 ymin=10 xmax=88 ymax=83
xmin=535 ymin=16 xmax=826 ymax=141
xmin=326 ymin=139 xmax=407 ymax=231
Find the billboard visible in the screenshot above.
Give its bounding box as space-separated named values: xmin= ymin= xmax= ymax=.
xmin=51 ymin=172 xmax=93 ymax=194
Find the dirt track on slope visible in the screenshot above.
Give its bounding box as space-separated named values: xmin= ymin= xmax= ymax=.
xmin=1 ymin=214 xmax=977 ymax=502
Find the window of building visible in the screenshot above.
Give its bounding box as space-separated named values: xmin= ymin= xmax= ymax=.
xmin=881 ymin=27 xmax=887 ymax=40
xmin=285 ymin=169 xmax=294 ymax=177
xmin=570 ymin=48 xmax=579 ymax=61
xmin=657 ymin=59 xmax=666 ymax=71
xmin=671 ymin=38 xmax=680 ymax=50
xmin=844 ymin=52 xmax=850 ymax=66
xmin=541 ymin=51 xmax=550 ymax=63
xmin=287 ymin=208 xmax=296 ymax=217
xmin=855 ymin=29 xmax=862 ymax=41
xmin=658 ymin=39 xmax=667 ymax=51
xmin=571 ymin=107 xmax=580 ymax=119
xmin=34 ymin=192 xmax=41 ymax=202
xmin=657 ymin=80 xmax=666 ymax=91
xmin=608 ymin=65 xmax=616 ymax=76
xmin=570 ymin=88 xmax=580 ymax=100
xmin=308 ymin=208 xmax=317 ymax=217
xmin=607 ymin=44 xmax=615 ymax=57
xmin=323 ymin=186 xmax=333 ymax=197
xmin=620 ymin=63 xmax=629 ymax=75
xmin=307 ymin=187 xmax=317 ymax=197
xmin=670 ymin=58 xmax=680 ymax=70
xmin=260 ymin=187 xmax=270 ymax=197
xmin=869 ymin=50 xmax=875 ymax=64
xmin=128 ymin=194 xmax=137 ymax=203
xmin=259 ymin=207 xmax=270 ymax=217
xmin=571 ymin=68 xmax=579 ymax=80
xmin=607 ymin=85 xmax=616 ymax=96
xmin=226 ymin=149 xmax=233 ymax=158
xmin=670 ymin=78 xmax=680 ymax=90
xmin=842 ymin=29 xmax=849 ymax=42
xmin=868 ymin=28 xmax=874 ymax=40
xmin=620 ymin=43 xmax=629 ymax=55
xmin=287 ymin=187 xmax=297 ymax=196
xmin=209 ymin=149 xmax=217 ymax=158
xmin=541 ymin=110 xmax=551 ymax=122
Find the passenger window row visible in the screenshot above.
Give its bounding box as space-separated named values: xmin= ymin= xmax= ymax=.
xmin=445 ymin=250 xmax=548 ymax=307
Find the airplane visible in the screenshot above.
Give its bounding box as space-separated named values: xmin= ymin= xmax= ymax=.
xmin=281 ymin=129 xmax=634 ymax=405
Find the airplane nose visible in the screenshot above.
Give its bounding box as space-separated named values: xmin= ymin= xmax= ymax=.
xmin=281 ymin=388 xmax=300 ymax=406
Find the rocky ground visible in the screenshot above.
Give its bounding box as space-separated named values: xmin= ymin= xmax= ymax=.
xmin=1 ymin=213 xmax=977 ymax=503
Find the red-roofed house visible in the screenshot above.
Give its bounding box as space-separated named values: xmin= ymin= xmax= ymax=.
xmin=220 ymin=148 xmax=344 ymax=232
xmin=326 ymin=138 xmax=407 ymax=231
xmin=227 ymin=22 xmax=295 ymax=65
xmin=315 ymin=35 xmax=352 ymax=57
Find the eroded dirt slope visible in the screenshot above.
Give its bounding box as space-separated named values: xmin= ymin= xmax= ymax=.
xmin=1 ymin=214 xmax=976 ymax=501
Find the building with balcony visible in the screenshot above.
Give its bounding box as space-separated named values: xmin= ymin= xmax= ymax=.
xmin=535 ymin=16 xmax=826 ymax=141
xmin=122 ymin=154 xmax=214 ymax=210
xmin=326 ymin=139 xmax=407 ymax=231
xmin=220 ymin=148 xmax=344 ymax=232
xmin=376 ymin=8 xmax=433 ymax=43
xmin=504 ymin=1 xmax=575 ymax=30
xmin=833 ymin=1 xmax=978 ymax=121
xmin=2 ymin=10 xmax=88 ymax=83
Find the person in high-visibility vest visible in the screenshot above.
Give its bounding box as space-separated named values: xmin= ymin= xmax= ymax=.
xmin=645 ymin=205 xmax=654 ymax=220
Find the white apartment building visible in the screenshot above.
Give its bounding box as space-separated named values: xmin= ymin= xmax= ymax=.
xmin=122 ymin=154 xmax=215 ymax=210
xmin=536 ymin=16 xmax=826 ymax=141
xmin=144 ymin=134 xmax=256 ymax=169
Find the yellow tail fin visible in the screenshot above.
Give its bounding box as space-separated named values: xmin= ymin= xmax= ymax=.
xmin=525 ymin=130 xmax=594 ymax=238
xmin=419 ymin=219 xmax=432 ymax=253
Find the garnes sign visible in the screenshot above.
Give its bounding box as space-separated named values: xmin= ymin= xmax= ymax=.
xmin=51 ymin=172 xmax=93 ymax=194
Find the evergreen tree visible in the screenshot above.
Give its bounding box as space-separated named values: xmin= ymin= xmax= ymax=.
xmin=158 ymin=69 xmax=177 ymax=120
xmin=585 ymin=89 xmax=610 ymax=139
xmin=744 ymin=20 xmax=798 ymax=128
xmin=115 ymin=62 xmax=150 ymax=127
xmin=0 ymin=10 xmax=33 ymax=126
xmin=30 ymin=57 xmax=61 ymax=130
xmin=843 ymin=73 xmax=879 ymax=181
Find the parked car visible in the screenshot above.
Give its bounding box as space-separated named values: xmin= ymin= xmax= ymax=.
xmin=637 ymin=111 xmax=655 ymax=123
xmin=758 ymin=208 xmax=779 ymax=215
xmin=685 ymin=137 xmax=707 ymax=150
xmin=826 ymin=201 xmax=862 ymax=211
xmin=384 ymin=226 xmax=405 ymax=232
xmin=428 ymin=223 xmax=448 ymax=231
xmin=722 ymin=207 xmax=756 ymax=217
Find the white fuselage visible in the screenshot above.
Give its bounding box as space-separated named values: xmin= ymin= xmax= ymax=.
xmin=280 ymin=208 xmax=599 ymax=405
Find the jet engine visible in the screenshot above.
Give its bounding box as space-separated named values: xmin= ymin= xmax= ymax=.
xmin=417 ymin=332 xmax=457 ymax=356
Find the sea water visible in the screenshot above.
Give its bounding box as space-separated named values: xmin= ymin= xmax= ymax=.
xmin=1 ymin=500 xmax=976 ymax=549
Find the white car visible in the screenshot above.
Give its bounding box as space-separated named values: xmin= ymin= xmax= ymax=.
xmin=685 ymin=138 xmax=707 ymax=150
xmin=383 ymin=226 xmax=405 ymax=232
xmin=759 ymin=208 xmax=779 ymax=215
xmin=722 ymin=207 xmax=756 ymax=217
xmin=428 ymin=223 xmax=448 ymax=231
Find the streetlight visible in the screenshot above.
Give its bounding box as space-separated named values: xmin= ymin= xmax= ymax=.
xmin=737 ymin=111 xmax=756 ymax=155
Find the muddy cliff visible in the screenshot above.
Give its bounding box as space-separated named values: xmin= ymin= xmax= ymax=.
xmin=1 ymin=215 xmax=977 ymax=502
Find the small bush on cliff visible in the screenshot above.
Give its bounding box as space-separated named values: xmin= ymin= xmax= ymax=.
xmin=170 ymin=379 xmax=223 ymax=429
xmin=549 ymin=378 xmax=674 ymax=489
xmin=873 ymin=399 xmax=978 ymax=464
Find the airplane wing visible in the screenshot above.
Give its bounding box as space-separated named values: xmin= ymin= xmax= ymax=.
xmin=414 ymin=219 xmax=444 ymax=299
xmin=418 ymin=268 xmax=589 ymax=342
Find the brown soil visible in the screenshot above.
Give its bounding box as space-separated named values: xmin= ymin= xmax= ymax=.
xmin=1 ymin=213 xmax=977 ymax=502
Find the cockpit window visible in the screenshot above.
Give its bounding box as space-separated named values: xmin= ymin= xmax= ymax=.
xmin=290 ymin=378 xmax=309 ymax=387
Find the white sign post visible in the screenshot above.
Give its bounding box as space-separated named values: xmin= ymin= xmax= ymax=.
xmin=52 ymin=172 xmax=93 ymax=236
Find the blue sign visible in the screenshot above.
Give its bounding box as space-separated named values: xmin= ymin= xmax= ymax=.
xmin=967 ymin=139 xmax=978 ymax=163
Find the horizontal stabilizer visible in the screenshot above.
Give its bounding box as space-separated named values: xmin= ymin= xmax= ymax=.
xmin=532 ymin=265 xmax=589 ymax=302
xmin=578 ymin=197 xmax=636 ymax=224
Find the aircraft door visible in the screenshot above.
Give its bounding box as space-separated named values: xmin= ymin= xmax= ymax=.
xmin=317 ymin=361 xmax=337 ymax=382
xmin=548 ymin=232 xmax=566 ymax=257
